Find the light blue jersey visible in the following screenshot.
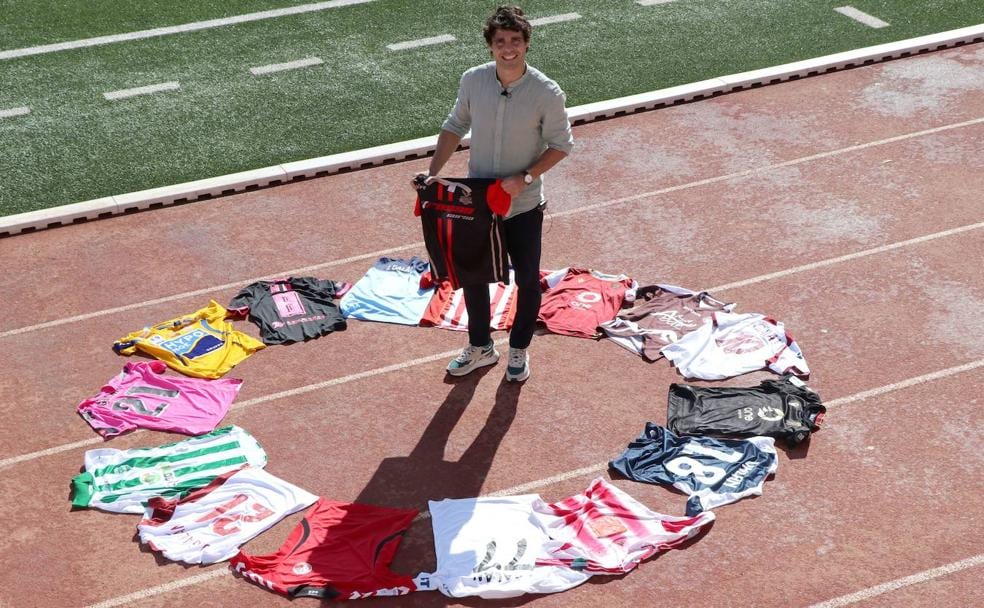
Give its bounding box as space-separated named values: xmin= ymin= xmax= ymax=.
xmin=340 ymin=257 xmax=435 ymax=325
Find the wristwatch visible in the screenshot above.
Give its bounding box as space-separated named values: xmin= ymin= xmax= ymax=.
xmin=523 ymin=171 xmax=534 ymax=185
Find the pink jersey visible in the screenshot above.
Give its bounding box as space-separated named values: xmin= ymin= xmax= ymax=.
xmin=537 ymin=268 xmax=637 ymax=339
xmin=77 ymin=361 xmax=242 ymax=438
xmin=420 ymin=271 xmax=518 ymax=332
xmin=532 ymin=478 xmax=715 ymax=575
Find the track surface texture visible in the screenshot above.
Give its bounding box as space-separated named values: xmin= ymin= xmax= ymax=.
xmin=0 ymin=44 xmax=982 ymax=608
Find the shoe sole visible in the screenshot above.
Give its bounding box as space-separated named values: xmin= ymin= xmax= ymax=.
xmin=446 ymin=352 xmax=500 ymax=377
xmin=505 ymin=364 xmax=530 ymax=382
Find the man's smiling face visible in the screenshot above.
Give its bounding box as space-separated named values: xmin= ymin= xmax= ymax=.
xmin=489 ymin=28 xmax=529 ymax=71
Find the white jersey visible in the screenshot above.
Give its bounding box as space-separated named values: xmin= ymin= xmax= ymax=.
xmin=138 ymin=466 xmax=317 ymax=564
xmin=531 ymin=478 xmax=715 ymax=575
xmin=424 ymin=495 xmax=589 ymax=598
xmin=70 ymin=425 xmax=267 ymax=514
xmin=661 ymin=312 xmax=809 ymax=380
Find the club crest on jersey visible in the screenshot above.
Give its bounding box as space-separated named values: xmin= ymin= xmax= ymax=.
xmin=757 ymin=406 xmax=784 ymax=422
xmin=292 ymin=562 xmax=312 ymax=575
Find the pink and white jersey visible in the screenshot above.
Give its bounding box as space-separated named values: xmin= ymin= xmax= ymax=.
xmin=77 ymin=361 xmax=242 ymax=438
xmin=138 ymin=466 xmax=317 ymax=565
xmin=538 ymin=268 xmax=637 ymax=339
xmin=532 ymin=478 xmax=715 ymax=575
xmin=661 ymin=312 xmax=810 ymax=380
xmin=420 ymin=270 xmax=517 ymax=332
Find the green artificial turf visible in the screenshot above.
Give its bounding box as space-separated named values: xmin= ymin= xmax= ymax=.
xmin=0 ymin=0 xmax=981 ymax=216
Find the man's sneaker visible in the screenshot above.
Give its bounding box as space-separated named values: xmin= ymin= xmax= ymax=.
xmin=446 ymin=342 xmax=499 ymax=376
xmin=505 ymin=347 xmax=530 ymax=382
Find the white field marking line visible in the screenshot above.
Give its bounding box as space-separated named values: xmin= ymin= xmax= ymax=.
xmin=0 ymin=106 xmax=31 ymax=118
xmin=529 ymin=13 xmax=581 ymax=27
xmin=807 ymin=553 xmax=984 ymax=608
xmin=0 ymin=0 xmax=375 ymax=61
xmin=0 ymin=338 xmax=509 ymax=471
xmin=249 ymin=56 xmax=323 ymax=76
xmin=2 ymin=115 xmax=981 ymax=341
xmin=103 ymin=81 xmax=180 ymax=101
xmin=81 ymin=358 xmax=984 ymax=607
xmin=386 ymin=34 xmax=456 ymax=51
xmin=636 ymin=0 xmax=677 ymax=6
xmin=548 ymin=117 xmax=984 ymax=221
xmin=707 ymin=221 xmax=984 ymax=293
xmin=0 ymin=242 xmax=424 ymax=340
xmin=834 ymin=6 xmax=890 ymax=29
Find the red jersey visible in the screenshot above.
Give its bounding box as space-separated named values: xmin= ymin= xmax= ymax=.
xmin=537 ymin=268 xmax=637 ymax=339
xmin=230 ymin=497 xmax=419 ymax=601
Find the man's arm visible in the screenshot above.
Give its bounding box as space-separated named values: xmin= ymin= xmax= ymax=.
xmin=427 ymin=129 xmax=464 ymax=176
xmin=501 ymin=147 xmax=568 ymax=197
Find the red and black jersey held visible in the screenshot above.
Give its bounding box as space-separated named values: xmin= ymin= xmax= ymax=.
xmin=415 ymin=177 xmax=511 ymax=290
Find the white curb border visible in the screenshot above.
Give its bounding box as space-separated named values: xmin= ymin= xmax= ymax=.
xmin=2 ymin=25 xmax=982 ymax=237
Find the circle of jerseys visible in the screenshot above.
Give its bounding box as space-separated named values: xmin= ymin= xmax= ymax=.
xmin=423 ymin=478 xmax=714 ymax=599
xmin=137 ymin=466 xmax=317 ymax=565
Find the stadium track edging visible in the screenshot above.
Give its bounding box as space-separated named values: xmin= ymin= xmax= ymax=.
xmin=2 ymin=24 xmax=982 ymax=238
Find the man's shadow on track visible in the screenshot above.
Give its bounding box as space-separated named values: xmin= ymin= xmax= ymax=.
xmin=356 ymin=365 xmax=521 ymax=509
xmin=353 ymin=366 xmax=523 ymax=590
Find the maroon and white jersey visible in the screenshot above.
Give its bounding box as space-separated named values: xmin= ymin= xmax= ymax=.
xmin=661 ymin=312 xmax=810 ymax=380
xmin=138 ymin=466 xmax=317 ymax=565
xmin=600 ymin=284 xmax=734 ymax=360
xmin=420 ymin=270 xmax=517 ymax=332
xmin=531 ymin=478 xmax=715 ymax=575
xmin=537 ymin=268 xmax=637 ymax=339
xmin=231 ymin=498 xmax=419 ymax=600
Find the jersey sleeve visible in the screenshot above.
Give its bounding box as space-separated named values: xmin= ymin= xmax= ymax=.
xmin=487 ymin=181 xmax=512 ymax=216
xmin=77 ymin=404 xmax=136 ymax=438
xmin=227 ymin=283 xmax=260 ymax=316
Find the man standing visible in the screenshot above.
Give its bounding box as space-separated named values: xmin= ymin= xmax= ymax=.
xmin=420 ymin=5 xmax=574 ymax=382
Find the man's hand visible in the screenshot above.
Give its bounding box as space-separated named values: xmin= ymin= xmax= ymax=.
xmin=501 ymin=174 xmax=527 ymax=197
xmin=412 ymin=172 xmax=436 ymax=192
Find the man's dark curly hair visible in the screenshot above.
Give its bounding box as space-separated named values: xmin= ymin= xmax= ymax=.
xmin=483 ymin=5 xmax=532 ymax=44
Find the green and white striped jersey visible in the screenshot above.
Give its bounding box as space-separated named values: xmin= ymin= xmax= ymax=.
xmin=71 ymin=425 xmax=267 ymax=514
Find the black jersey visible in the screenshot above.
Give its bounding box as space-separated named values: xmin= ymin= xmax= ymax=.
xmin=228 ymin=277 xmax=347 ymax=345
xmin=667 ymin=375 xmax=825 ymax=446
xmin=415 ymin=177 xmax=510 ymax=290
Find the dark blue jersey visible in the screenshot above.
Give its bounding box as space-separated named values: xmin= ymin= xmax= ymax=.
xmin=610 ymin=424 xmax=778 ymax=515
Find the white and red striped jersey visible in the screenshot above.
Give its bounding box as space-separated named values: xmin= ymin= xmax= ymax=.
xmin=420 ymin=270 xmax=517 ymax=332
xmin=532 ymin=478 xmax=715 ymax=575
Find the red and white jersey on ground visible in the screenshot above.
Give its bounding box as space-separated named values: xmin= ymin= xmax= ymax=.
xmin=138 ymin=466 xmax=317 ymax=565
xmin=537 ymin=268 xmax=637 ymax=339
xmin=231 ymin=498 xmax=419 ymax=601
xmin=532 ymin=478 xmax=715 ymax=575
xmin=661 ymin=311 xmax=810 ymax=380
xmin=77 ymin=361 xmax=242 ymax=438
xmin=420 ymin=270 xmax=517 ymax=332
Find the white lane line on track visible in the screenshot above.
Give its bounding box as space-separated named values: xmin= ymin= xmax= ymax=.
xmin=0 ymin=106 xmax=31 ymax=118
xmin=386 ymin=34 xmax=456 ymax=51
xmin=807 ymin=553 xmax=984 ymax=607
xmin=0 ymin=0 xmax=375 ymax=61
xmin=834 ymin=6 xmax=890 ymax=29
xmin=249 ymin=56 xmax=323 ymax=75
xmin=529 ymin=13 xmax=581 ymax=27
xmin=80 ymin=359 xmax=984 ymax=607
xmin=103 ymin=81 xmax=180 ymax=101
xmin=2 ymin=116 xmax=981 ymax=341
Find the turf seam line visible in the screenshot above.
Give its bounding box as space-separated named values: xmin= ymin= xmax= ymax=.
xmin=834 ymin=6 xmax=890 ymax=29
xmin=2 ymin=117 xmax=981 ymax=340
xmin=79 ymin=357 xmax=984 ymax=607
xmin=0 ymin=0 xmax=376 ymax=61
xmin=0 ymin=106 xmax=31 ymax=118
xmin=103 ymin=81 xmax=180 ymax=101
xmin=2 ymin=25 xmax=981 ymax=236
xmin=386 ymin=34 xmax=456 ymax=52
xmin=249 ymin=57 xmax=323 ymax=76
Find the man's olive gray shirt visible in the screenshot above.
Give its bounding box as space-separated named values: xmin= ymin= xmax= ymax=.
xmin=442 ymin=62 xmax=574 ymax=218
